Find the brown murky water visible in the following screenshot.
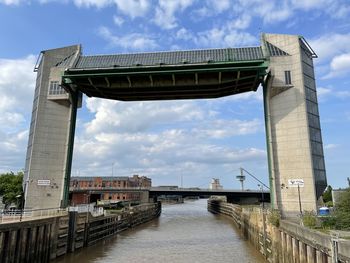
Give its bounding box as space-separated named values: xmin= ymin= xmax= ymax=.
xmin=54 ymin=199 xmax=265 ymax=263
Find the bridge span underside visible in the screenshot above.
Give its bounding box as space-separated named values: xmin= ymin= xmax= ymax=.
xmin=63 ymin=49 xmax=267 ymax=101
xmin=24 ymin=33 xmax=327 ymax=218
xmin=149 ymin=189 xmax=270 ymax=204
xmin=69 ymin=188 xmax=270 ymax=205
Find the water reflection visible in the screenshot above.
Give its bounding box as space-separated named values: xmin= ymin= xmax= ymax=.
xmin=54 ymin=199 xmax=265 ymax=263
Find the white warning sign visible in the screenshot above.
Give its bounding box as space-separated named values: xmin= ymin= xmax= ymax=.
xmin=288 ymin=179 xmax=304 ymax=187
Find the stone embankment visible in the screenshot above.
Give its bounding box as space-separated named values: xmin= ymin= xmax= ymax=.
xmin=0 ymin=202 xmax=161 ymax=262
xmin=207 ymin=199 xmax=350 ymax=263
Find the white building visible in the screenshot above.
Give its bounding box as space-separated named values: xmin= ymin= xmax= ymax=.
xmin=209 ymin=179 xmax=223 ymax=190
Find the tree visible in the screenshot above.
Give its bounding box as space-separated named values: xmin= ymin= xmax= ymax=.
xmin=322 ymin=185 xmax=333 ymax=203
xmin=333 ymin=188 xmax=350 ymax=230
xmin=322 ymin=185 xmax=333 ymax=207
xmin=0 ymin=171 xmax=24 ymax=208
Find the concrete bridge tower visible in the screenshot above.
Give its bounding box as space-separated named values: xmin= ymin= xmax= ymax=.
xmin=262 ymin=34 xmax=327 ymax=217
xmin=23 ymin=45 xmax=81 ymax=209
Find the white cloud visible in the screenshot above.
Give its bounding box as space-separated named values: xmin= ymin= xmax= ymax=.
xmin=52 ymin=0 xmax=151 ymax=17
xmin=192 ymin=0 xmax=230 ymax=18
xmin=72 ymin=94 xmax=266 ymax=183
xmin=0 ymin=55 xmax=36 ymax=129
xmin=194 ymin=27 xmax=257 ymax=48
xmin=0 ymin=130 xmax=29 ymax=173
xmin=317 ymin=87 xmax=332 ymax=98
xmin=316 ymin=87 xmax=350 ymax=101
xmin=232 ymin=0 xmax=292 ymax=24
xmin=176 ymin=28 xmax=193 ymax=41
xmin=113 ymin=15 xmax=124 ymax=26
xmin=228 ymin=15 xmax=252 ymax=30
xmin=73 ymin=123 xmax=266 ymax=181
xmin=314 ymin=0 xmax=350 ymax=19
xmin=290 ymin=0 xmax=328 ymax=10
xmin=325 ymin=53 xmax=350 ymax=79
xmin=0 ymin=55 xmax=36 ymax=173
xmin=331 ymin=4 xmax=350 ymax=19
xmin=237 ymin=0 xmax=349 ymax=23
xmin=309 ymin=33 xmax=350 ymax=80
xmin=324 ymin=144 xmax=339 ymax=150
xmin=310 ymin=33 xmax=350 ymax=63
xmin=73 ymin=0 xmax=111 ymax=8
xmin=210 ymin=0 xmax=230 ymax=13
xmin=0 ymin=0 xmax=23 ymax=5
xmin=335 ymin=91 xmax=350 ymax=98
xmin=114 ymin=0 xmax=150 ymax=18
xmin=193 ymin=119 xmax=263 ymax=139
xmin=84 ymin=98 xmax=204 ymax=134
xmin=153 ymin=0 xmax=195 ymax=29
xmin=98 ymin=26 xmax=158 ymax=51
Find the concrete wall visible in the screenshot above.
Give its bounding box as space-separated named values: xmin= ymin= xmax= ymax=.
xmin=0 ymin=215 xmax=69 ymax=262
xmin=262 ymin=34 xmax=327 ymax=217
xmin=0 ymin=202 xmax=161 ymax=262
xmin=24 ymin=45 xmax=81 ymax=209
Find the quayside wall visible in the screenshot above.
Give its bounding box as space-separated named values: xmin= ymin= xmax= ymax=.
xmin=207 ymin=199 xmax=350 ymax=263
xmin=0 ymin=202 xmax=161 ymax=263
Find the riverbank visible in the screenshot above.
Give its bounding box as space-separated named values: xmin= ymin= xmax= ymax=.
xmin=207 ymin=199 xmax=350 ymax=263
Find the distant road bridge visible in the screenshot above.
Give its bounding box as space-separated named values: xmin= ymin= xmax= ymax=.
xmin=149 ymin=187 xmax=270 ymax=204
xmin=70 ymin=187 xmax=270 ymax=204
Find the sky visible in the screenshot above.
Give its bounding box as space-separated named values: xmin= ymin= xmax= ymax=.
xmin=0 ymin=0 xmax=349 ymax=190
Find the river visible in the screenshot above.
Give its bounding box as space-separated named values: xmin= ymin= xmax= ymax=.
xmin=54 ymin=199 xmax=265 ymax=263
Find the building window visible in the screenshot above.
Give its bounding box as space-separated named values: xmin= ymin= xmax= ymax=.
xmin=284 ymin=71 xmax=292 ymax=85
xmin=48 ymin=81 xmax=66 ymax=95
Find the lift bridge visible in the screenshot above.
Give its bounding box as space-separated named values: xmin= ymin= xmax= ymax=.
xmin=24 ymin=33 xmax=327 ymax=217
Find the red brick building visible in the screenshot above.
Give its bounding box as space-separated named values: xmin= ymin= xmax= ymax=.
xmin=69 ymin=175 xmax=151 ymax=205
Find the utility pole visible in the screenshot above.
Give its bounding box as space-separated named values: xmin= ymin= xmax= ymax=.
xmin=298 ymin=184 xmax=302 ymax=216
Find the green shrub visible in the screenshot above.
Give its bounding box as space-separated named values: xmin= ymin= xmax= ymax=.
xmin=268 ymin=209 xmax=281 ymax=227
xmin=322 ymin=185 xmax=333 ymax=203
xmin=333 ymin=188 xmax=350 ymax=230
xmin=321 ymin=216 xmax=336 ymax=229
xmin=325 ymin=201 xmax=333 ymax=207
xmin=302 ymin=211 xmax=317 ymax=228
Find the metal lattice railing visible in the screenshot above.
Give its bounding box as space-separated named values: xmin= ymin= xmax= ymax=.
xmin=0 ymin=207 xmax=67 ymax=223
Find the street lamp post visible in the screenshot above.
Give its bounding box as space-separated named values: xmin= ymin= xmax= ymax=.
xmin=16 ymin=194 xmax=23 ymax=222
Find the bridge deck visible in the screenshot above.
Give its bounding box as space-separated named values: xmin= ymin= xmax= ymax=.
xmin=62 ymin=47 xmax=268 ymax=101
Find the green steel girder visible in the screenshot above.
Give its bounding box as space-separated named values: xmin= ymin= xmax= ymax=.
xmin=62 ymin=60 xmax=269 ymax=101
xmin=63 ymin=62 xmax=268 ymax=79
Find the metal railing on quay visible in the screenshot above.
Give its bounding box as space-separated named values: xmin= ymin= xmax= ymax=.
xmin=0 ymin=207 xmax=68 ymax=223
